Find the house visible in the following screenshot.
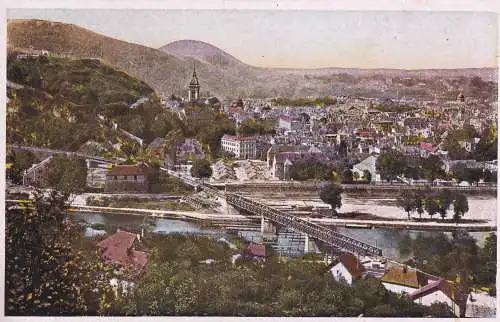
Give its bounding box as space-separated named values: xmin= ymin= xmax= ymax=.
xmin=419 ymin=142 xmax=437 ymax=157
xmin=410 ymin=279 xmax=468 ymax=317
xmin=96 ymin=230 xmax=148 ymax=277
xmin=352 ymin=155 xmax=379 ymax=182
xmin=279 ymin=115 xmax=302 ymax=132
xmin=22 ymin=156 xmax=53 ymax=187
xmin=244 ymin=243 xmax=267 ymax=261
xmin=221 ymin=135 xmax=258 ymax=159
xmin=176 ymin=138 xmax=205 ymax=163
xmin=104 ymin=164 xmax=149 ymax=193
xmin=148 ymin=137 xmax=165 ymax=157
xmin=380 ymin=266 xmax=428 ymax=294
xmin=329 ymin=253 xmax=365 ymax=285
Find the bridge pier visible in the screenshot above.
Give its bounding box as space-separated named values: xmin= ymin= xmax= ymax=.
xmin=261 ymin=215 xmax=277 ymax=240
xmin=304 ymin=234 xmax=310 ymax=253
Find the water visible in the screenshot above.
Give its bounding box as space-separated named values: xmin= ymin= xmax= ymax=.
xmin=71 ymin=211 xmax=492 ymax=260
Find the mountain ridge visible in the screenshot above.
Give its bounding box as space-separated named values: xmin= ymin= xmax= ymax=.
xmin=8 ymin=19 xmax=498 ymax=100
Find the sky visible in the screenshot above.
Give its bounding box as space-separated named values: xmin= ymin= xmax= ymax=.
xmin=6 ymin=9 xmax=498 ymax=69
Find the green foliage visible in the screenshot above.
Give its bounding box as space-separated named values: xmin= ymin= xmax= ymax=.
xmin=237 ymin=119 xmax=276 ymax=136
xmin=117 ymin=234 xmax=437 ymax=317
xmin=288 ymin=162 xmax=332 ymax=181
xmin=190 ymin=159 xmax=213 ymax=179
xmin=476 ymin=233 xmax=497 ymax=288
xmin=376 ymin=151 xmax=407 ymax=183
xmin=48 ymin=156 xmax=88 ymax=194
xmin=319 ymin=183 xmax=343 ymax=214
xmin=6 ymin=150 xmax=39 ymax=184
xmin=5 ymin=191 xmax=116 ymax=315
xmin=422 ymin=155 xmax=444 ymax=184
xmin=6 ymin=54 xmax=165 ymax=150
xmin=453 ymin=194 xmax=469 ymax=221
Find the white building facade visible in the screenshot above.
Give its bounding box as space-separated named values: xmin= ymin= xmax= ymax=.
xmin=221 ymin=135 xmax=258 ymax=159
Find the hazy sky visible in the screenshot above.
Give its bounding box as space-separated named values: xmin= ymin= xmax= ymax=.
xmin=7 ymin=9 xmax=498 ymax=69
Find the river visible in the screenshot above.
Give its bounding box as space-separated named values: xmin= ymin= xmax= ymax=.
xmin=71 ymin=211 xmax=492 ymax=261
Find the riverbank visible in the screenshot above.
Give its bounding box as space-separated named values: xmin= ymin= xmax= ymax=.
xmin=68 ymin=205 xmax=496 ymax=232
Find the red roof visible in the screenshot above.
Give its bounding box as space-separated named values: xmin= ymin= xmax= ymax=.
xmin=279 ymin=115 xmax=299 ymax=122
xmin=222 ymin=134 xmax=257 ymax=141
xmin=420 ymin=142 xmax=435 ymax=153
xmin=97 ymin=230 xmax=148 ymax=274
xmin=107 ymin=164 xmax=147 ymax=176
xmin=247 ymin=243 xmax=266 ymax=258
xmin=337 ymin=253 xmax=365 ymax=278
xmin=410 ymin=279 xmax=468 ymax=307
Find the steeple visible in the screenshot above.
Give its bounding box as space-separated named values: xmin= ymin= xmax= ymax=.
xmin=188 ymin=63 xmax=200 ymax=102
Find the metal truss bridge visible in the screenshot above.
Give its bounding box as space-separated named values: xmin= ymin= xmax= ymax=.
xmin=226 ymin=193 xmax=382 ymax=256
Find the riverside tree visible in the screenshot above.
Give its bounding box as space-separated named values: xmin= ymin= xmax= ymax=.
xmin=319 ymin=183 xmax=343 ymax=215
xmin=375 ymin=151 xmax=406 ymax=184
xmin=5 ymin=190 xmax=116 ymax=315
xmin=453 ymin=194 xmax=469 ymax=222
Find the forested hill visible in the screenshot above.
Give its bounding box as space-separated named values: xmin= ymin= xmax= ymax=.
xmin=6 ymin=52 xmax=169 ymax=151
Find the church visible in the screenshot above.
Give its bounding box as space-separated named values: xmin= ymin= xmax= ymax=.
xmin=187 ymin=64 xmax=200 ymax=102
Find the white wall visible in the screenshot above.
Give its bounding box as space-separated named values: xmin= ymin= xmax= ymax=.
xmin=330 ymin=263 xmax=353 ymax=285
xmin=382 ymin=282 xmax=417 ymax=295
xmin=414 ymin=290 xmax=459 ymax=317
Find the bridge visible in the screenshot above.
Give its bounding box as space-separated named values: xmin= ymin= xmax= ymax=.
xmin=8 ymin=144 xmax=115 ymax=164
xmin=226 ymin=193 xmax=382 ymax=256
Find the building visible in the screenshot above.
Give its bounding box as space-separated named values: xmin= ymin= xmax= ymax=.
xmin=175 ymin=138 xmax=205 ymax=164
xmin=97 ymin=230 xmax=148 ymax=277
xmin=221 ymin=135 xmax=258 ymax=159
xmin=381 ymin=266 xmax=428 ymax=294
xmin=22 ymin=156 xmax=53 ymax=187
xmin=187 ymin=64 xmax=200 ymax=102
xmin=104 ymin=164 xmax=149 ymax=193
xmin=410 ymin=279 xmax=468 ymax=317
xmin=244 ymin=243 xmax=267 ymax=261
xmin=279 ymin=115 xmax=301 ymax=132
xmin=328 ymin=253 xmax=365 ymax=285
xmin=352 ymin=155 xmax=380 ymax=182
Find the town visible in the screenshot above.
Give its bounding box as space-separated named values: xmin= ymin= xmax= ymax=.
xmin=4 ymin=13 xmax=498 ymax=318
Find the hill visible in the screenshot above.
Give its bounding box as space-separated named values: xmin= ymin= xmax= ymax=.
xmin=161 ymin=40 xmax=247 ymax=67
xmin=7 ymin=19 xmax=498 ymax=100
xmin=6 ymin=52 xmax=173 ymax=151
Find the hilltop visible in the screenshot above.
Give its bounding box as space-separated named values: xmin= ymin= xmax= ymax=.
xmin=7 ymin=19 xmax=498 ymax=100
xmin=6 ymin=52 xmax=173 ymax=151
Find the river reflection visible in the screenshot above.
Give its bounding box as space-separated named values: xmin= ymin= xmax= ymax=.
xmin=71 ymin=212 xmax=491 ymax=260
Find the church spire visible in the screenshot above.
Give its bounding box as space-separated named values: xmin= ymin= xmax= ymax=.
xmin=188 ymin=63 xmax=200 ymax=102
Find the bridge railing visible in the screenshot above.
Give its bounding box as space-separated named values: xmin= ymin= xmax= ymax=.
xmin=226 ymin=193 xmax=382 ymax=256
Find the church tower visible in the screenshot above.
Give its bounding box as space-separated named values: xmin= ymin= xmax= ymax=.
xmin=188 ymin=64 xmax=200 ymax=102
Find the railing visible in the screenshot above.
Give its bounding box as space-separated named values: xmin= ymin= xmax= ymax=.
xmin=226 ymin=193 xmax=382 ymax=256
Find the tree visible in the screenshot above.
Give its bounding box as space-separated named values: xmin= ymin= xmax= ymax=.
xmin=319 ymin=183 xmax=343 ymax=215
xmin=453 ymin=194 xmax=469 ymax=222
xmin=190 ymin=159 xmax=213 ymax=180
xmin=341 ymin=169 xmax=354 ymax=184
xmin=477 ymin=233 xmax=497 ymax=290
xmin=436 ymin=190 xmax=454 ymax=220
xmin=362 ymin=170 xmax=372 ymax=182
xmin=5 ymin=191 xmax=116 ymax=315
xmin=422 ymin=155 xmax=444 ymax=185
xmin=424 ymin=197 xmax=439 ymax=219
xmin=6 ymin=150 xmax=38 ymax=184
xmin=376 ymin=151 xmax=406 ymax=183
xmin=447 ymin=230 xmax=479 ymax=317
xmin=353 ymin=171 xmax=360 ymax=181
xmin=397 ymin=191 xmax=415 ymax=220
xmin=48 ymin=156 xmax=88 ymax=194
xmin=414 ymin=193 xmax=425 ymax=220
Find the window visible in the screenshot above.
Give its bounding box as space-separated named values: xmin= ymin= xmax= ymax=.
xmin=134 ymin=175 xmax=138 ymax=181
